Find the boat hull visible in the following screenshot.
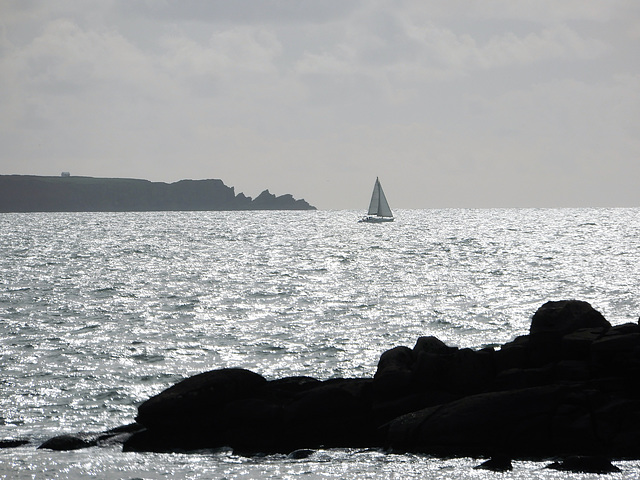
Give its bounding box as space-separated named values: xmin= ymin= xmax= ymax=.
xmin=359 ymin=216 xmax=394 ymax=223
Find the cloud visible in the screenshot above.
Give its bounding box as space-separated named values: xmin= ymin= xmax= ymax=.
xmin=404 ymin=0 xmax=635 ymax=23
xmin=117 ymin=0 xmax=359 ymax=25
xmin=2 ymin=17 xmax=162 ymax=92
xmin=0 ymin=0 xmax=638 ymax=208
xmin=395 ymin=12 xmax=609 ymax=72
xmin=160 ymin=27 xmax=282 ymax=81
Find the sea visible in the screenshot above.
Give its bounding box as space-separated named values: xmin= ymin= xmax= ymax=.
xmin=1 ymin=208 xmax=639 ymax=479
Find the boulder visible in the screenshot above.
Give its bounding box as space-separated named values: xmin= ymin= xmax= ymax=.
xmin=0 ymin=439 xmax=29 ymax=448
xmin=530 ymin=300 xmax=610 ymax=337
xmin=411 ymin=346 xmax=495 ymax=395
xmin=123 ymin=428 xmax=186 ymax=453
xmin=38 ymin=434 xmax=97 ymax=451
xmin=545 ymin=455 xmax=620 ymax=473
xmin=494 ymin=337 xmax=528 ymax=371
xmin=561 ymin=327 xmax=605 ymax=360
xmin=527 ymin=332 xmax=563 ymax=366
xmin=38 ymin=424 xmax=142 ymax=452
xmin=411 ymin=350 xmax=451 ymax=391
xmin=371 ymin=391 xmax=459 ymax=426
xmin=444 ymin=347 xmax=495 ymax=394
xmin=493 ymin=365 xmax=554 ymax=390
xmin=95 ymin=423 xmax=145 ymax=446
xmin=413 ymin=336 xmax=453 ymax=356
xmin=136 ymin=368 xmax=267 ymax=430
xmin=124 ymin=368 xmax=268 ymax=453
xmin=220 ymin=397 xmax=284 ymax=451
xmin=287 ymin=448 xmax=315 ymax=459
xmin=385 ymin=385 xmax=572 ymax=457
xmin=554 ymin=360 xmax=591 ymax=382
xmin=474 ymin=455 xmax=513 ymax=471
xmin=282 ymin=379 xmax=374 ymax=449
xmin=591 ymin=332 xmax=640 ymax=368
xmin=373 ymin=346 xmax=414 ymax=397
xmin=266 ymin=376 xmax=321 ymax=398
xmin=608 ymin=322 xmax=640 ymax=335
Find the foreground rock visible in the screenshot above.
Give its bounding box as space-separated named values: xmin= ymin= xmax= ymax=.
xmin=474 ymin=456 xmax=513 ymax=472
xmin=124 ymin=372 xmax=375 ymax=453
xmin=383 ymin=300 xmax=640 ymax=458
xmin=39 ymin=434 xmax=99 ymax=451
xmin=0 ymin=439 xmax=29 ymax=448
xmin=545 ymin=455 xmax=622 ymax=474
xmin=42 ymin=300 xmax=640 ymax=460
xmin=38 ymin=424 xmax=143 ymax=451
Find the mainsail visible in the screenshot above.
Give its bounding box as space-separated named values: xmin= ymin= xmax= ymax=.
xmin=367 ymin=177 xmax=393 ymax=217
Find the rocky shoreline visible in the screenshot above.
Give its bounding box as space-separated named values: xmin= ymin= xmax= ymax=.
xmin=6 ymin=300 xmax=640 ymax=471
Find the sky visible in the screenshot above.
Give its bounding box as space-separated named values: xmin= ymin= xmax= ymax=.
xmin=1 ymin=1 xmax=639 ymax=210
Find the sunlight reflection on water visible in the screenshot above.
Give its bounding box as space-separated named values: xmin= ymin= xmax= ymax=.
xmin=1 ymin=209 xmax=640 ymax=479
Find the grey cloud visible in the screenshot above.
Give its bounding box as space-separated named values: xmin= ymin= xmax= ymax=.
xmin=116 ymin=0 xmax=360 ymax=25
xmin=1 ymin=0 xmax=638 ymax=209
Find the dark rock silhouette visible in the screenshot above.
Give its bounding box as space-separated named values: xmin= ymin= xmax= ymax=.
xmin=530 ymin=299 xmax=610 ymax=336
xmin=0 ymin=439 xmax=29 ymax=448
xmin=38 ymin=434 xmax=98 ymax=451
xmin=251 ymin=189 xmax=313 ymax=210
xmin=474 ymin=455 xmax=513 ymax=471
xmin=37 ymin=424 xmax=142 ymax=451
xmin=38 ymin=299 xmax=640 ymax=466
xmin=545 ymin=455 xmax=621 ymax=473
xmin=287 ymin=448 xmax=315 ymax=459
xmin=0 ymin=175 xmax=316 ymax=212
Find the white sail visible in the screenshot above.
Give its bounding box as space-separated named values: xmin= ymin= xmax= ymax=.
xmin=367 ymin=177 xmax=393 ymax=217
xmin=367 ymin=179 xmax=380 ymax=215
xmin=376 ymin=180 xmax=393 ymax=217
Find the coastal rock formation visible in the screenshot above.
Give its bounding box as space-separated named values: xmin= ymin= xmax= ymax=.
xmin=37 ymin=424 xmax=143 ymax=451
xmin=38 ymin=434 xmax=99 ymax=451
xmin=0 ymin=175 xmax=316 ymax=212
xmin=474 ymin=456 xmax=513 ymax=472
xmin=39 ymin=300 xmax=640 ymax=462
xmin=124 ymin=373 xmax=375 ymax=453
xmin=545 ymin=455 xmax=622 ymax=473
xmin=0 ymin=439 xmax=29 ymax=448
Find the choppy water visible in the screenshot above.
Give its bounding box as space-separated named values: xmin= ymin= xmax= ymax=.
xmin=1 ymin=209 xmax=639 ymax=479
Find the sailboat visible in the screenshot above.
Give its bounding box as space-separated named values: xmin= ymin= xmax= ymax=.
xmin=359 ymin=177 xmax=394 ymax=222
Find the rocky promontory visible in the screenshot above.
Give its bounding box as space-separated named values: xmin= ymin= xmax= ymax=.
xmin=33 ymin=300 xmax=640 ymax=463
xmin=0 ymin=175 xmax=315 ymax=212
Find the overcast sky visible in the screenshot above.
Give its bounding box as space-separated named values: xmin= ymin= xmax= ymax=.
xmin=1 ymin=1 xmax=639 ymax=209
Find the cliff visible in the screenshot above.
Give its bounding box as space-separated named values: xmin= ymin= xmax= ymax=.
xmin=0 ymin=175 xmax=316 ymax=212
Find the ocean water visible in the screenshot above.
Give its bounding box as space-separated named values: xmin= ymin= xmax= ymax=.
xmin=1 ymin=208 xmax=639 ymax=479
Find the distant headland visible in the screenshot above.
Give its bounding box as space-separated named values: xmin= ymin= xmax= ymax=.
xmin=0 ymin=175 xmax=316 ymax=212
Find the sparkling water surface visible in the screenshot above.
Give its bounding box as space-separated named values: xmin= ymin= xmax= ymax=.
xmin=1 ymin=209 xmax=639 ymax=479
